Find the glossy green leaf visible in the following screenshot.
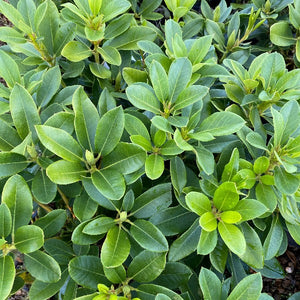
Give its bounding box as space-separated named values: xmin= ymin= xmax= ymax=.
xmin=234 ymin=199 xmax=268 ymax=221
xmin=0 ymin=256 xmax=15 ymax=300
xmin=137 ymin=284 xmax=184 ymax=299
xmin=199 ymin=268 xmax=222 ymax=300
xmin=25 ymin=250 xmax=61 ymax=283
xmin=36 ymin=125 xmax=83 ymax=162
xmin=170 ymin=157 xmax=186 ymax=194
xmin=61 ymin=41 xmax=92 ymax=62
xmin=101 ymin=226 xmax=130 ymax=268
xmin=128 ymin=250 xmax=166 ymax=282
xmin=71 ymin=220 xmax=103 ymax=245
xmin=83 ymin=217 xmax=115 ymax=235
xmin=0 ymin=152 xmax=27 ymax=178
xmin=220 ymin=211 xmax=241 ymax=224
xmin=103 ymin=265 xmax=126 ymax=284
xmin=98 ymin=46 xmax=121 ymax=66
xmin=0 ymin=49 xmax=21 ymax=88
xmin=14 ymin=225 xmax=44 ymax=253
xmin=145 ymin=154 xmax=164 ymax=180
xmin=0 ymin=118 xmax=22 ymax=151
xmin=186 ymin=191 xmax=212 ymax=216
xmin=199 ymin=212 xmax=217 ymax=232
xmin=131 ymin=219 xmax=168 ymax=252
xmin=197 ymin=229 xmax=217 ymax=255
xmin=270 ymin=22 xmax=296 ymax=47
xmin=73 ymin=191 xmax=98 ymax=222
xmin=0 ymin=203 xmax=12 ymax=238
xmin=100 ymin=0 xmax=131 ymax=22
xmin=213 ymin=182 xmax=239 ymax=211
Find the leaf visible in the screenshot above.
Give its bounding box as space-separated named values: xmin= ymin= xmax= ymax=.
xmin=137 ymin=284 xmax=184 ymax=300
xmin=218 ymin=223 xmax=246 ymax=256
xmin=126 ymin=83 xmax=161 ymax=114
xmin=197 ymin=111 xmax=245 ymax=137
xmin=220 ymin=211 xmax=241 ymax=224
xmin=44 ymin=239 xmax=74 ymax=265
xmin=170 ymin=157 xmax=186 ymax=193
xmin=14 ymin=225 xmax=44 ymax=253
xmin=69 ymin=256 xmax=109 ymax=289
xmin=0 ymin=256 xmax=15 ymax=300
xmin=127 ymin=250 xmax=166 ymax=282
xmin=197 ymin=229 xmax=217 ymax=255
xmin=168 ymin=218 xmax=201 ymax=261
xmin=89 ymin=63 xmax=111 ymax=79
xmin=131 ymin=183 xmax=172 ymax=218
xmin=2 ymin=174 xmax=32 ymax=232
xmin=270 ymin=22 xmax=296 ymax=47
xmin=73 ymin=87 xmax=100 ymax=151
xmin=186 ymin=192 xmax=211 ymax=216
xmin=61 ymin=41 xmax=92 ymax=62
xmin=0 ymin=50 xmax=21 ymax=88
xmin=34 ymin=210 xmax=67 ymax=238
xmin=101 ymin=226 xmax=130 ymax=268
xmin=0 ymin=203 xmax=11 ymax=238
xmin=124 ymin=113 xmax=150 ymax=140
xmin=149 ymin=60 xmax=169 ymax=102
xmin=10 ymin=83 xmax=40 ymax=141
xmin=213 ymin=182 xmax=239 ymax=211
xmin=95 ymin=106 xmax=124 ymax=156
xmin=83 ymin=217 xmax=115 ymax=235
xmin=188 ymin=35 xmax=213 ymax=65
xmin=145 ymin=154 xmax=164 ymax=180
xmin=98 ymin=46 xmax=121 ymax=66
xmin=100 ymin=0 xmax=131 ymax=22
xmin=46 ymin=160 xmax=86 ymax=184
xmin=101 ymin=142 xmax=146 ymax=174
xmin=274 ymin=166 xmax=299 ymax=195
xmin=172 ymin=85 xmax=208 ymax=111
xmin=91 ymin=169 xmax=125 ymax=200
xmin=36 ymin=125 xmax=83 ymax=162
xmin=199 ymin=212 xmax=217 ymax=232
xmin=73 ymin=191 xmax=98 ymax=222
xmin=199 ymin=268 xmax=222 ymax=300
xmin=106 ymin=26 xmax=156 ymax=50
xmin=234 ymin=199 xmax=268 ymax=221
xmin=0 ymin=118 xmax=22 ymax=151
xmin=53 ymin=22 xmax=77 ymax=56
xmin=227 ymin=273 xmax=262 ymax=300
xmin=168 ymin=58 xmax=192 ymax=103
xmin=25 ymin=250 xmax=61 ymax=283
xmin=32 ymin=169 xmax=57 ymax=204
xmin=103 ymin=265 xmax=126 ymax=284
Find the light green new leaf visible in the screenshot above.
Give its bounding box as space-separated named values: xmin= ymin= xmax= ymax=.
xmin=10 ymin=83 xmax=40 ymax=141
xmin=199 ymin=212 xmax=217 ymax=232
xmin=95 ymin=106 xmax=124 ymax=156
xmin=197 ymin=111 xmax=245 ymax=137
xmin=220 ymin=211 xmax=241 ymax=224
xmin=227 ymin=273 xmax=262 ymax=300
xmin=98 ymin=46 xmax=121 ymax=66
xmin=126 ymin=83 xmax=161 ymax=114
xmin=0 ymin=203 xmax=12 ymax=238
xmin=25 ymin=250 xmax=61 ymax=283
xmin=14 ymin=225 xmax=44 ymax=253
xmin=92 ymin=169 xmax=125 ymax=200
xmin=131 ymin=219 xmax=169 ymax=252
xmin=2 ymin=174 xmax=32 ymax=232
xmin=128 ymin=250 xmax=166 ymax=283
xmin=101 ymin=142 xmax=146 ymax=174
xmin=73 ymin=87 xmax=100 ymax=151
xmin=89 ymin=63 xmax=111 ymax=79
xmin=168 ymin=57 xmax=192 ymax=103
xmin=0 ymin=152 xmax=28 ymax=178
xmin=61 ymin=41 xmax=92 ymax=62
xmin=0 ymin=256 xmax=15 ymax=300
xmin=213 ymin=182 xmax=239 ymax=211
xmin=32 ymin=169 xmax=57 ymax=204
xmin=270 ymin=22 xmax=296 ymax=47
xmin=47 ymin=160 xmax=86 ymax=184
xmin=145 ymin=154 xmax=164 ymax=180
xmin=0 ymin=50 xmax=21 ymax=88
xmin=36 ymin=125 xmax=83 ymax=162
xmin=69 ymin=256 xmax=109 ymax=289
xmin=218 ymin=222 xmax=246 ymax=256
xmin=199 ymin=268 xmax=222 ymax=300
xmin=149 ymin=60 xmax=169 ymax=103
xmin=101 ymin=226 xmax=130 ymax=268
xmin=186 ymin=192 xmax=211 ymax=216
xmin=100 ymin=0 xmax=131 ymax=22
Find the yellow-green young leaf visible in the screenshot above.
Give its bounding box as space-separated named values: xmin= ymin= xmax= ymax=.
xmin=227 ymin=273 xmax=262 ymax=300
xmin=199 ymin=212 xmax=217 ymax=232
xmin=253 ymin=156 xmax=270 ymax=174
xmin=145 ymin=154 xmax=164 ymax=180
xmin=92 ymin=169 xmax=125 ymax=200
xmin=0 ymin=152 xmax=28 ymax=178
xmin=14 ymin=225 xmax=44 ymax=253
xmin=0 ymin=203 xmax=11 ymax=238
xmin=232 ymin=169 xmax=256 ymax=189
xmin=131 ymin=219 xmax=169 ymax=252
xmin=220 ymin=211 xmax=241 ymax=224
xmin=88 ymin=0 xmax=102 ymax=15
xmin=213 ymin=182 xmax=239 ymax=211
xmin=149 ymin=60 xmax=169 ymax=103
xmin=2 ymin=175 xmax=32 ymax=232
xmin=0 ymin=50 xmax=21 ymax=88
xmin=98 ymin=46 xmax=121 ymax=66
xmin=47 ymin=160 xmax=86 ymax=185
xmin=197 ymin=229 xmax=217 ymax=255
xmin=186 ymin=192 xmax=211 ymax=216
xmin=61 ymin=41 xmax=92 ymax=62
xmin=0 ymin=256 xmax=15 ymax=300
xmin=95 ymin=106 xmax=124 ymax=156
xmin=89 ymin=63 xmax=111 ymax=79
xmin=218 ymin=222 xmax=246 ymax=256
xmin=123 ymin=68 xmax=148 ymax=85
xmin=36 ymin=125 xmax=83 ymax=162
xmin=127 ymin=250 xmax=166 ymax=283
xmin=69 ymin=256 xmax=109 ymax=289
xmin=101 ymin=226 xmax=130 ymax=268
xmin=296 ymin=39 xmax=300 ymax=62
xmin=10 ymin=84 xmax=40 ymax=141
xmin=130 ymin=135 xmax=153 ymax=151
xmin=24 ymin=250 xmax=61 ymax=283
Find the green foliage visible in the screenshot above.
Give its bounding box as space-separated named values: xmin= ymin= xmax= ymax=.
xmin=0 ymin=0 xmax=299 ymax=299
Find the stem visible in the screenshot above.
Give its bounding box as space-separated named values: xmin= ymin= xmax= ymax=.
xmin=93 ymin=42 xmax=100 ymax=64
xmin=57 ymin=187 xmax=75 ymax=218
